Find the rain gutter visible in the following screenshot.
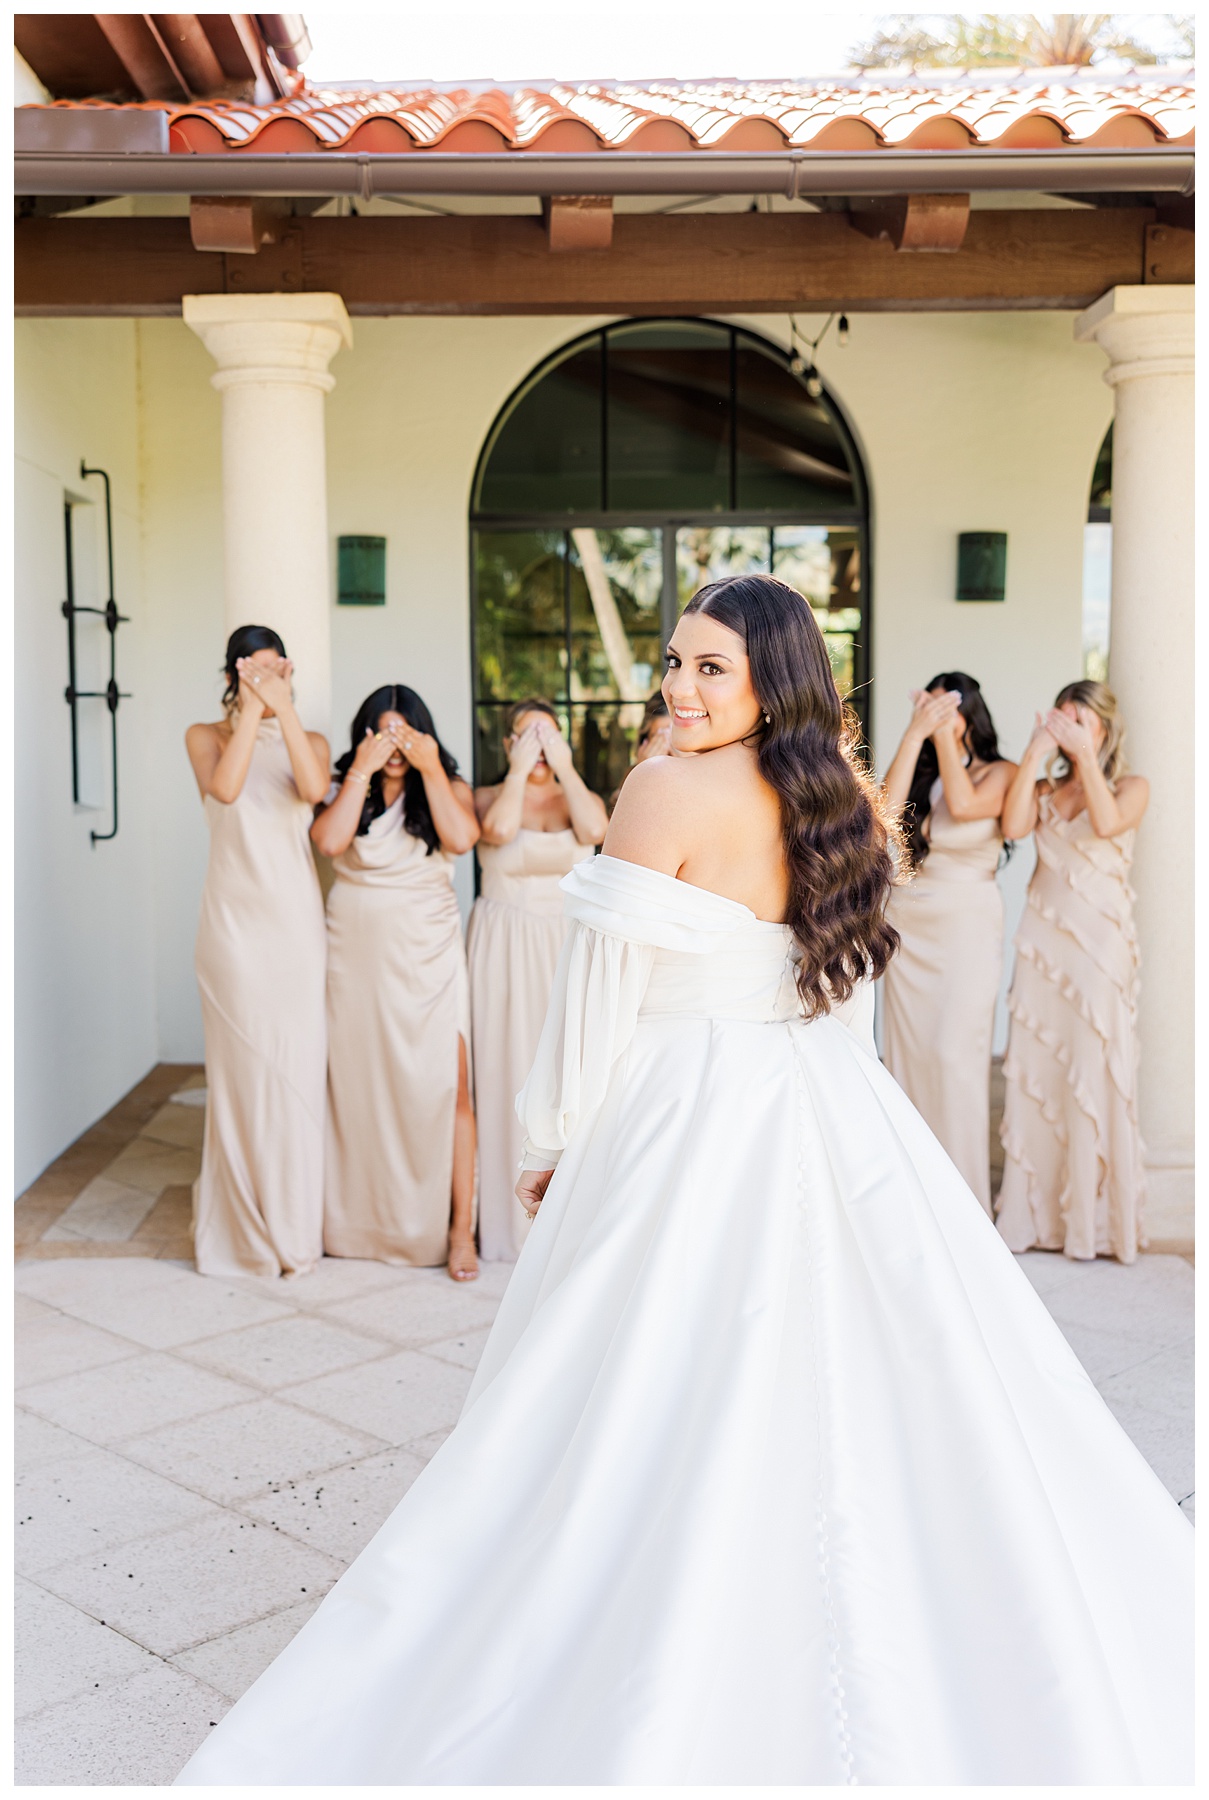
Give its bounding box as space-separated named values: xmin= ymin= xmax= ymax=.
xmin=13 ymin=146 xmax=1195 ymax=199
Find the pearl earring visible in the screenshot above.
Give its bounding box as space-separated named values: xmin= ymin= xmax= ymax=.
xmin=764 ymin=712 xmax=772 ymax=725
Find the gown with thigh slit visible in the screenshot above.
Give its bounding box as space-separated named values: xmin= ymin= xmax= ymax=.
xmin=324 ymin=798 xmax=470 ymax=1266
xmin=468 ymin=827 xmax=594 ymax=1261
xmin=882 ymin=777 xmax=1004 ymax=1211
xmin=192 ymin=717 xmax=326 ymax=1280
xmin=177 ymin=855 xmax=1191 ymax=1786
xmin=996 ymin=790 xmax=1146 ymax=1262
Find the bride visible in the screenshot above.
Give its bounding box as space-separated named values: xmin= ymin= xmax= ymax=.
xmin=178 ymin=576 xmax=1190 ymax=1786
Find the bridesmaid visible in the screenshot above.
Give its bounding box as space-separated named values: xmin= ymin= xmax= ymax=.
xmin=312 ymin=686 xmax=481 ymax=1281
xmin=634 ymin=692 xmax=672 ymax=763
xmin=880 ymin=673 xmax=1017 ymax=1212
xmin=469 ymin=700 xmax=607 ymax=1260
xmin=996 ymin=681 xmax=1149 ymax=1263
xmin=185 ymin=626 xmax=330 ymax=1279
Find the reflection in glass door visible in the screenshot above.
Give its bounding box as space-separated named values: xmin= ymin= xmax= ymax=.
xmin=473 ymin=520 xmax=864 ymax=796
xmin=675 ymin=525 xmax=865 ymax=703
xmin=474 ymin=527 xmax=664 ymax=799
xmin=471 ymin=319 xmax=870 ymax=797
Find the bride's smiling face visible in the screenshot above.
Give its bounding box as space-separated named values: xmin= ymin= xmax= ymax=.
xmin=662 ymin=611 xmax=763 ymax=753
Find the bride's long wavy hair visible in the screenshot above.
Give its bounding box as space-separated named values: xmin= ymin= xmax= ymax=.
xmin=684 ymin=575 xmax=901 ymax=1019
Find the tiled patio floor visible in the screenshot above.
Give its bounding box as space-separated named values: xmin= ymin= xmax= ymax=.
xmin=14 ymin=1066 xmax=1195 ymax=1784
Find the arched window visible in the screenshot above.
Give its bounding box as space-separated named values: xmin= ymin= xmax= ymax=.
xmin=471 ymin=319 xmax=870 ymax=795
xmin=1084 ymin=425 xmax=1112 ymax=681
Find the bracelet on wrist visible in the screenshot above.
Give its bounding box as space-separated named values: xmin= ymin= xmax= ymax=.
xmin=346 ymin=769 xmax=370 ymax=787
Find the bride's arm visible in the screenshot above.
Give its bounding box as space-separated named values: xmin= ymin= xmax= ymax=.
xmin=515 ymin=922 xmax=656 ymax=1202
xmin=517 ymin=760 xmax=710 ymax=1214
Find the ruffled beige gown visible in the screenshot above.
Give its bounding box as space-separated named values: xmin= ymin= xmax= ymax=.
xmin=883 ymin=781 xmax=1003 ymax=1212
xmin=996 ymin=791 xmax=1145 ymax=1263
xmin=325 ymin=798 xmax=470 ymax=1266
xmin=193 ymin=718 xmax=327 ymax=1279
xmin=468 ymin=829 xmax=595 ymax=1261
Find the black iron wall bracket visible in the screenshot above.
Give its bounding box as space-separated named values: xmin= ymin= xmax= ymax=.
xmin=63 ymin=461 xmax=130 ymax=844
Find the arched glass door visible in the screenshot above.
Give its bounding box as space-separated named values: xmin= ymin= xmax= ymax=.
xmin=1084 ymin=425 xmax=1112 ymax=681
xmin=470 ymin=319 xmax=870 ymax=795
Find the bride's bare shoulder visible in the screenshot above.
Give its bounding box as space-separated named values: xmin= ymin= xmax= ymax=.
xmin=604 ymin=755 xmax=706 ymax=872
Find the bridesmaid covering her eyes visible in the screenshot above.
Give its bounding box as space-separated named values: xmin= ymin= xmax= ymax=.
xmin=468 ymin=698 xmax=607 ymax=1262
xmin=312 ymin=685 xmax=482 ymax=1282
xmin=879 ymin=673 xmax=1018 ymax=1213
xmin=185 ymin=625 xmax=331 ymax=1280
xmin=995 ymin=681 xmax=1149 ymax=1263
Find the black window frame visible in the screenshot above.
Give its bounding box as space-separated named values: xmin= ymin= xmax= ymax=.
xmin=469 ymin=319 xmax=873 ymax=786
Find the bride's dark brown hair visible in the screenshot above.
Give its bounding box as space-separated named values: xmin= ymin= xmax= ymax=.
xmin=684 ymin=575 xmax=901 ymax=1019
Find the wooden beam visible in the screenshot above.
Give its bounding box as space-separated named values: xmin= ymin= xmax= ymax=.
xmin=93 ymin=14 xmax=192 ymax=102
xmin=15 ymin=207 xmax=1175 ymax=317
xmin=1144 ymin=221 xmax=1194 ymax=284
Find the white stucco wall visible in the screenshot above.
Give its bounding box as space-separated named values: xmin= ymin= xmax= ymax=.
xmin=15 ymin=320 xmax=157 ymax=1190
xmin=15 ymin=305 xmax=1113 ymax=1185
xmin=135 ymin=322 xmax=227 ymax=1063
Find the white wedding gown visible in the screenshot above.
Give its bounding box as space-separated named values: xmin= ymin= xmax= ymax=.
xmin=178 ymin=857 xmax=1192 ymax=1786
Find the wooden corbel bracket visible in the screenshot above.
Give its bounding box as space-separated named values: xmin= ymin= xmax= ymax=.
xmin=189 ymin=196 xmax=288 ymax=255
xmin=542 ymin=195 xmax=614 ymax=252
xmin=849 ymin=193 xmax=972 ymax=253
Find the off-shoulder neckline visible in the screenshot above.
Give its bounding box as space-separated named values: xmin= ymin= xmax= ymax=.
xmin=585 ymin=854 xmax=788 ymax=929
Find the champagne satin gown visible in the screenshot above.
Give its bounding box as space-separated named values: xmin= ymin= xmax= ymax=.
xmin=177 ymin=856 xmax=1190 ymax=1786
xmin=324 ymin=798 xmax=470 ymax=1266
xmin=193 ymin=718 xmax=326 ymax=1279
xmin=883 ymin=779 xmax=1003 ymax=1211
xmin=996 ymin=791 xmax=1145 ymax=1262
xmin=468 ymin=828 xmax=594 ymax=1261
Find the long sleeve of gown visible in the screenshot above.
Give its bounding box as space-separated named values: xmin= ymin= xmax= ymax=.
xmin=515 ymin=921 xmax=655 ymax=1170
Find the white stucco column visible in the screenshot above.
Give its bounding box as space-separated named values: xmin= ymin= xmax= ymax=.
xmin=1074 ymin=286 xmax=1194 ymax=1244
xmin=183 ymin=293 xmax=352 ymax=736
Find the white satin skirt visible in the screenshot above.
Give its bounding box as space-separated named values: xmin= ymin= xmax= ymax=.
xmin=178 ymin=999 xmax=1191 ymax=1784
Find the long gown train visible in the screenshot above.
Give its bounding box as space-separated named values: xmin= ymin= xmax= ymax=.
xmin=178 ymin=856 xmax=1191 ymax=1786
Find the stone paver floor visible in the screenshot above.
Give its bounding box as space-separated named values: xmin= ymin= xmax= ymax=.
xmin=14 ymin=1067 xmax=1195 ymax=1784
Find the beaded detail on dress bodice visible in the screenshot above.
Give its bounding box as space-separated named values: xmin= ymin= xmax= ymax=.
xmin=478 ymin=828 xmax=594 ymax=917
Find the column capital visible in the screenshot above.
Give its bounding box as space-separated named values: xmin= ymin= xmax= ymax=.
xmin=1074 ymin=285 xmax=1194 ymax=387
xmin=183 ymin=292 xmax=353 ymax=393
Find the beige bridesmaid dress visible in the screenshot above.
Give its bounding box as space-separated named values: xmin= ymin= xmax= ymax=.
xmin=324 ymin=797 xmax=470 ymax=1266
xmin=193 ymin=718 xmax=327 ymax=1279
xmin=996 ymin=792 xmax=1145 ymax=1263
xmin=468 ymin=828 xmax=595 ymax=1261
xmin=882 ymin=779 xmax=1004 ymax=1211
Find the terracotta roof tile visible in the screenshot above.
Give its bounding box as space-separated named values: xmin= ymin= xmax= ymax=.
xmin=20 ymin=69 xmax=1194 ymax=153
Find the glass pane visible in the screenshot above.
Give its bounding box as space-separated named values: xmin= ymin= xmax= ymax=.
xmin=476 ymin=340 xmax=602 ymax=514
xmin=821 ymin=632 xmax=856 ymax=699
xmin=474 ymin=530 xmax=567 ymax=704
xmin=476 ymin=700 xmax=572 ymax=789
xmin=774 ymin=526 xmax=862 ymax=623
xmin=735 ymin=342 xmax=857 ymax=512
xmin=607 ymin=321 xmax=731 ymax=512
xmin=676 ymin=526 xmax=770 ymax=610
xmin=570 ymin=703 xmax=643 ymax=802
xmin=772 ymin=525 xmax=864 ymax=702
xmin=567 ymin=526 xmax=663 ymax=709
xmin=1082 ymin=521 xmax=1112 ymax=681
xmin=1090 ymin=424 xmax=1112 ymax=513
